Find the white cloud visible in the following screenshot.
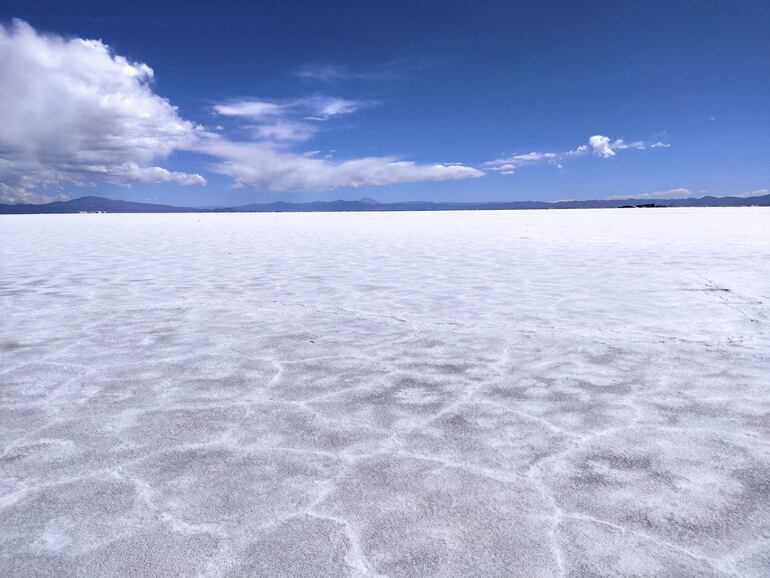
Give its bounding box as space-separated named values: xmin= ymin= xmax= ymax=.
xmin=253 ymin=121 xmax=317 ymax=142
xmin=0 ymin=20 xmax=205 ymax=192
xmin=606 ymin=188 xmax=693 ymax=201
xmin=303 ymin=96 xmax=367 ymax=120
xmin=487 ymin=134 xmax=669 ymax=175
xmin=611 ymin=139 xmax=647 ymax=151
xmin=212 ymin=96 xmax=370 ymax=143
xmin=196 ymin=136 xmax=482 ymax=192
xmin=293 ymin=59 xmax=435 ymax=83
xmin=207 ymin=92 xmax=482 ymax=192
xmin=589 ymin=136 xmax=655 ymax=157
xmin=213 ymin=100 xmax=285 ymax=120
xmin=294 ymin=63 xmax=353 ymax=83
xmin=565 ymin=144 xmax=589 ymax=157
xmin=0 ymin=21 xmax=481 ymax=198
xmin=589 ymin=135 xmax=616 ymax=158
xmin=0 ymin=183 xmax=68 ymax=205
xmin=118 ymin=164 xmax=207 ymax=186
xmin=214 ymin=96 xmax=369 ymax=123
xmin=484 ymin=152 xmax=559 ymax=174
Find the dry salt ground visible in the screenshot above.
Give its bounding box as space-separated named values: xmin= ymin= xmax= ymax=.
xmin=1 ymin=207 xmax=769 ymax=577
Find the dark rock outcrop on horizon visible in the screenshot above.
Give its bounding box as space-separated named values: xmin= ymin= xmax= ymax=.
xmin=2 ymin=193 xmax=769 ymax=214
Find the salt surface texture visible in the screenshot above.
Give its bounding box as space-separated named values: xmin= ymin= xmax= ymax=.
xmin=1 ymin=207 xmax=769 ymax=577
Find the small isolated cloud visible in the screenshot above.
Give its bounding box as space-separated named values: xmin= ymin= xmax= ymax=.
xmin=118 ymin=164 xmax=206 ymax=186
xmin=589 ymin=136 xmax=649 ymax=157
xmin=293 ymin=58 xmax=439 ymax=84
xmin=589 ymin=135 xmax=616 ymax=158
xmin=214 ymin=96 xmax=369 ymax=123
xmin=294 ymin=63 xmax=352 ymax=83
xmin=303 ymin=96 xmax=367 ymax=120
xmin=213 ymin=100 xmax=285 ymax=120
xmin=606 ymin=188 xmax=693 ymax=201
xmin=484 ymin=152 xmax=559 ymax=175
xmin=212 ymin=96 xmax=371 ymax=143
xmin=0 ymin=20 xmax=205 ymax=193
xmin=486 ymin=134 xmax=668 ymax=175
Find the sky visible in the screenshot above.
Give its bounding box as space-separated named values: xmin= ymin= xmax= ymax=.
xmin=0 ymin=0 xmax=768 ymax=206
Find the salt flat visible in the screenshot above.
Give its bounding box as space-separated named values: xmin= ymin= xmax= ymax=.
xmin=1 ymin=207 xmax=769 ymax=577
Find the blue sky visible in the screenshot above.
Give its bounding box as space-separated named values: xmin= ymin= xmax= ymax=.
xmin=0 ymin=1 xmax=768 ymax=206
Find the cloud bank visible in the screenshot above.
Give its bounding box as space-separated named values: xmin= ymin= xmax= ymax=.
xmin=197 ymin=137 xmax=482 ymax=192
xmin=728 ymin=188 xmax=768 ymax=199
xmin=606 ymin=187 xmax=769 ymax=201
xmin=606 ymin=188 xmax=693 ymax=201
xmin=205 ymin=94 xmax=481 ymax=191
xmin=0 ymin=21 xmax=480 ymax=202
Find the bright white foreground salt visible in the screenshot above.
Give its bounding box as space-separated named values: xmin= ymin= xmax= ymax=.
xmin=1 ymin=208 xmax=769 ymax=577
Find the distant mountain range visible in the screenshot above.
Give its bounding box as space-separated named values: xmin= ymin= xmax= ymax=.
xmin=0 ymin=196 xmax=201 ymax=214
xmin=1 ymin=193 xmax=769 ymax=214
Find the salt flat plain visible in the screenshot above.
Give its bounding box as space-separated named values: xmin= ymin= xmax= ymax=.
xmin=1 ymin=207 xmax=769 ymax=577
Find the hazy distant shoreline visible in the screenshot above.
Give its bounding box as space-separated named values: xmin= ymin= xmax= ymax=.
xmin=2 ymin=193 xmax=769 ymax=215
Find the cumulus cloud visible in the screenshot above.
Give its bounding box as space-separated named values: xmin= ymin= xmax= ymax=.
xmin=589 ymin=136 xmax=654 ymax=157
xmin=0 ymin=21 xmax=481 ymax=198
xmin=118 ymin=164 xmax=206 ymax=186
xmin=0 ymin=20 xmax=205 ymax=193
xmin=486 ymin=134 xmax=669 ymax=175
xmin=0 ymin=183 xmax=69 ymax=205
xmin=589 ymin=135 xmax=616 ymax=158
